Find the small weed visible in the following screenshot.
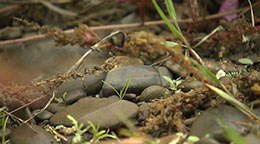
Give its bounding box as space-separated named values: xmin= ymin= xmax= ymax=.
xmin=102 ymin=74 xmax=134 ymax=100
xmin=0 ymin=107 xmax=9 ymax=144
xmin=55 ymin=92 xmax=67 ymax=104
xmin=67 ymin=115 xmax=117 ymax=144
xmin=238 ymin=58 xmax=253 ymax=65
xmin=175 ymin=132 xmax=199 ymax=144
xmin=163 ymin=76 xmax=182 ymax=91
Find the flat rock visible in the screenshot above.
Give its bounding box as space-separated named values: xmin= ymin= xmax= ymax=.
xmin=47 ymin=103 xmax=66 ymax=113
xmin=190 ymin=104 xmax=251 ymax=143
xmin=139 ymin=85 xmax=171 ymax=102
xmin=101 ymin=65 xmax=172 ymax=97
xmin=35 ymin=110 xmax=53 ymax=121
xmin=65 ymin=89 xmax=86 ymax=104
xmin=50 ymin=97 xmax=138 ymax=129
xmin=10 ymin=124 xmax=58 ymax=144
xmin=56 ymin=72 xmax=106 ymax=98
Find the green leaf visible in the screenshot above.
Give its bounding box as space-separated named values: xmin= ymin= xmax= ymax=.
xmin=152 ymin=0 xmax=184 ymax=40
xmin=219 ymin=120 xmax=247 ymax=144
xmin=165 ymin=41 xmax=178 ymax=47
xmin=238 ymin=58 xmax=253 ymax=65
xmin=163 ymin=76 xmax=173 ymax=85
xmin=191 ymin=59 xmax=221 ymax=85
xmin=165 ymin=0 xmax=176 ymax=20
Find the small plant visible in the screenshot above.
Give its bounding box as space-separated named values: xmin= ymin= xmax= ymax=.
xmin=175 ymin=132 xmax=200 ymax=144
xmin=67 ymin=115 xmax=89 ymax=144
xmin=67 ymin=115 xmax=117 ymax=144
xmin=55 ymin=92 xmax=67 ymax=104
xmin=238 ymin=58 xmax=253 ymax=65
xmin=153 ymin=0 xmax=260 ymax=121
xmin=0 ymin=107 xmax=9 ymax=144
xmin=163 ymin=76 xmax=182 ymax=91
xmin=102 ymin=74 xmax=134 ymax=100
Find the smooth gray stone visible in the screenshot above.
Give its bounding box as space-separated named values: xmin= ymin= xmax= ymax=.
xmin=65 ymin=89 xmax=86 ymax=104
xmin=190 ymin=104 xmax=251 ymax=143
xmin=50 ymin=97 xmax=138 ymax=129
xmin=35 ymin=110 xmax=53 ymax=121
xmin=47 ymin=103 xmax=66 ymax=113
xmin=10 ymin=124 xmax=58 ymax=144
xmin=139 ymin=85 xmax=171 ymax=102
xmin=101 ymin=65 xmax=172 ymax=97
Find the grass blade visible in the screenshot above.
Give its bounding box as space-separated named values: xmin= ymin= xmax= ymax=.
xmin=152 ymin=0 xmax=183 ymax=40
xmin=165 ymin=0 xmax=176 ymax=20
xmin=191 ymin=59 xmax=220 ymax=85
xmin=206 ymin=83 xmax=260 ymax=121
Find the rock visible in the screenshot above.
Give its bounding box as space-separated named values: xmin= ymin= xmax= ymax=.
xmin=10 ymin=124 xmax=58 ymax=144
xmin=244 ymin=132 xmax=260 ymax=144
xmin=56 ymin=72 xmax=106 ymax=98
xmin=178 ymin=79 xmax=204 ymax=92
xmin=190 ymin=104 xmax=251 ymax=143
xmin=123 ymin=93 xmax=137 ymax=101
xmin=163 ymin=60 xmax=188 ymax=77
xmin=65 ymin=89 xmax=86 ymax=104
xmin=50 ymin=97 xmax=138 ymax=129
xmin=35 ymin=110 xmax=53 ymax=121
xmin=139 ymin=85 xmax=171 ymax=102
xmin=137 ymin=103 xmax=150 ymax=123
xmin=194 ymin=138 xmax=220 ymax=144
xmin=47 ymin=103 xmax=66 ymax=113
xmin=101 ymin=65 xmax=172 ymax=97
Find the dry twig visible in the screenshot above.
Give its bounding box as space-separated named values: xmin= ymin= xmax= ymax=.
xmin=0 ymin=7 xmax=253 ymax=46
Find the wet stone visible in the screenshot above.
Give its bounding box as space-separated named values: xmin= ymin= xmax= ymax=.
xmin=55 ymin=72 xmax=106 ymax=98
xmin=47 ymin=103 xmax=66 ymax=113
xmin=139 ymin=85 xmax=171 ymax=102
xmin=65 ymin=89 xmax=86 ymax=104
xmin=10 ymin=124 xmax=58 ymax=144
xmin=137 ymin=103 xmax=150 ymax=123
xmin=178 ymin=79 xmax=204 ymax=92
xmin=101 ymin=65 xmax=172 ymax=97
xmin=194 ymin=138 xmax=220 ymax=144
xmin=123 ymin=93 xmax=137 ymax=101
xmin=190 ymin=104 xmax=251 ymax=143
xmin=50 ymin=97 xmax=138 ymax=129
xmin=35 ymin=110 xmax=53 ymax=121
xmin=244 ymin=132 xmax=260 ymax=144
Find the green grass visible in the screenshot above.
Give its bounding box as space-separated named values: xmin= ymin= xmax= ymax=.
xmin=67 ymin=115 xmax=117 ymax=144
xmin=0 ymin=107 xmax=9 ymax=144
xmin=102 ymin=74 xmax=134 ymax=100
xmin=152 ymin=0 xmax=260 ymax=122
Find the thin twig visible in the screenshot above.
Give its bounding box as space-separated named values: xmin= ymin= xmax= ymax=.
xmin=24 ymin=92 xmax=56 ymax=123
xmin=2 ymin=95 xmax=46 ymax=118
xmin=0 ymin=7 xmax=252 ymax=46
xmin=66 ymin=30 xmax=124 ymax=74
xmin=0 ymin=4 xmax=21 ymax=14
xmin=192 ymin=25 xmax=224 ymax=48
xmin=247 ymin=0 xmax=255 ymax=27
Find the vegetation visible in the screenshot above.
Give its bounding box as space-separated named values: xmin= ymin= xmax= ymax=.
xmin=152 ymin=0 xmax=260 ymax=122
xmin=102 ymin=74 xmax=134 ymax=100
xmin=67 ymin=114 xmax=117 ymax=144
xmin=55 ymin=92 xmax=68 ymax=104
xmin=0 ymin=107 xmax=9 ymax=144
xmin=163 ymin=76 xmax=182 ymax=91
